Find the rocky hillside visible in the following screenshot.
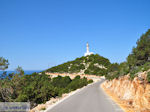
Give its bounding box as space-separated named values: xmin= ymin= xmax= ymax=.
xmin=102 ymin=29 xmax=150 ymax=112
xmin=46 ymin=54 xmax=111 ymax=76
xmin=102 ymin=70 xmax=150 ymax=112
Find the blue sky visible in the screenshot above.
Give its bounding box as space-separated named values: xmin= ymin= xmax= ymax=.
xmin=0 ymin=0 xmax=150 ymax=70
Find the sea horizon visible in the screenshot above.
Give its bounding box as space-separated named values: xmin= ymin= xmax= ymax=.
xmin=0 ymin=70 xmax=43 ymax=75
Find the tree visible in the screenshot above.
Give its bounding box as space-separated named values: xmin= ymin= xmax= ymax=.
xmin=108 ymin=63 xmax=120 ymax=72
xmin=0 ymin=57 xmax=9 ymax=70
xmin=127 ymin=29 xmax=150 ymax=67
xmin=16 ymin=66 xmax=24 ymax=76
xmin=0 ymin=57 xmax=9 ymax=79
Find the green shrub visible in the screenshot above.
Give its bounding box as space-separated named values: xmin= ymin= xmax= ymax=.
xmin=74 ymin=75 xmax=81 ymax=80
xmin=129 ymin=72 xmax=136 ymax=80
xmin=147 ymin=72 xmax=150 ymax=83
xmin=41 ymin=107 xmax=46 ymax=110
xmin=0 ymin=71 xmax=92 ymax=108
xmin=129 ymin=67 xmax=139 ymax=80
xmin=142 ymin=62 xmax=150 ymax=72
xmin=127 ymin=29 xmax=150 ymax=68
xmin=88 ymin=79 xmax=93 ymax=84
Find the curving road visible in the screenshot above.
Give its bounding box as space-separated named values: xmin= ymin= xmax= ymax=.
xmin=46 ymin=79 xmax=124 ymax=112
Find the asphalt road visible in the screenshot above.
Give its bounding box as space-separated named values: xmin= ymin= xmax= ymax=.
xmin=46 ymin=79 xmax=124 ymax=112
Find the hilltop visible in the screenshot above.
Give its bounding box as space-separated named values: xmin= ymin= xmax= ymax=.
xmin=46 ymin=54 xmax=111 ymax=76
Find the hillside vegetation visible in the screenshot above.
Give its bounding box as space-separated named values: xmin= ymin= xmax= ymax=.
xmin=0 ymin=65 xmax=92 ymax=108
xmin=102 ymin=29 xmax=150 ymax=112
xmin=105 ymin=29 xmax=150 ymax=81
xmin=46 ymin=54 xmax=111 ymax=76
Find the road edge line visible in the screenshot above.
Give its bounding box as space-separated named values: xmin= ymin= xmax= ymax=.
xmin=45 ymin=80 xmax=101 ymax=112
xmin=100 ymin=81 xmax=126 ymax=112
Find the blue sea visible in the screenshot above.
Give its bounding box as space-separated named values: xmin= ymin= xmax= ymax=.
xmin=0 ymin=70 xmax=43 ymax=75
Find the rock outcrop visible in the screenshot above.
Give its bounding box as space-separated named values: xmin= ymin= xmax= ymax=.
xmin=102 ymin=71 xmax=150 ymax=112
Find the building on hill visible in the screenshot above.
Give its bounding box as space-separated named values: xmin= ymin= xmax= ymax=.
xmin=84 ymin=42 xmax=94 ymax=56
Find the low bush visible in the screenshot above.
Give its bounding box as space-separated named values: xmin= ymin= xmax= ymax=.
xmin=0 ymin=72 xmax=93 ymax=108
xmin=46 ymin=54 xmax=111 ymax=76
xmin=147 ymin=72 xmax=150 ymax=83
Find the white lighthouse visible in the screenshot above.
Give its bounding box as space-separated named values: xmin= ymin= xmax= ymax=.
xmin=84 ymin=42 xmax=94 ymax=56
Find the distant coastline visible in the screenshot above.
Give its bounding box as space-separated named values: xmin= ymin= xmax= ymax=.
xmin=0 ymin=70 xmax=42 ymax=75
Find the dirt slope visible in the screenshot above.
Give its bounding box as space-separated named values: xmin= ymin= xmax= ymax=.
xmin=102 ymin=71 xmax=150 ymax=112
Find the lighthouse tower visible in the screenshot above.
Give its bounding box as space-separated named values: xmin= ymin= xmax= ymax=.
xmin=84 ymin=43 xmax=94 ymax=56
